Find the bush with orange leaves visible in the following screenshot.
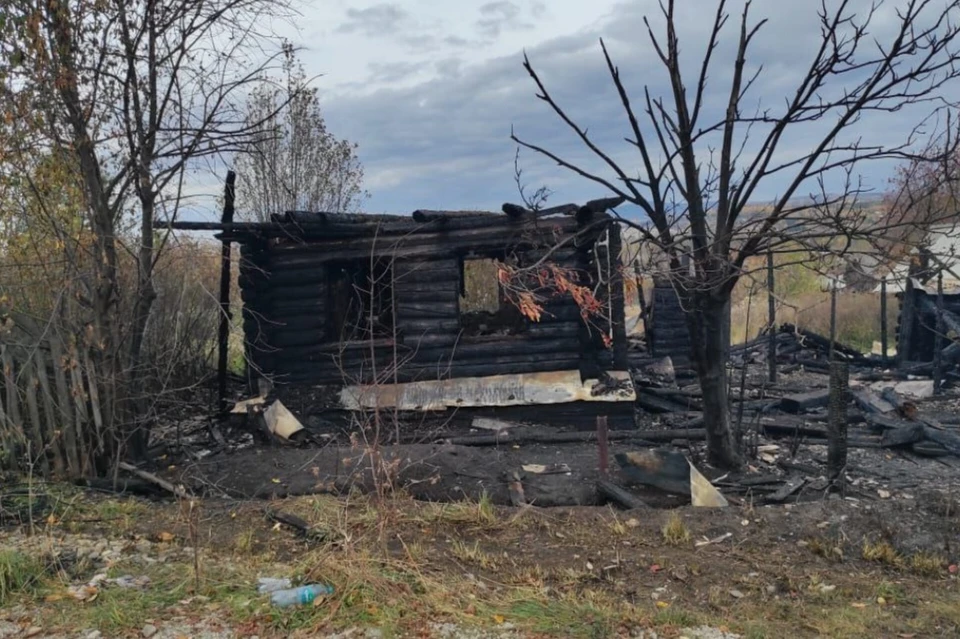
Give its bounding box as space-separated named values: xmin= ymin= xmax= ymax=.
xmin=496 ymin=261 xmax=613 ymax=348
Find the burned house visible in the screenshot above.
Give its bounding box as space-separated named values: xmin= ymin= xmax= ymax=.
xmin=896 ymin=276 xmax=960 ymax=364
xmin=190 ymin=201 xmax=638 ymax=429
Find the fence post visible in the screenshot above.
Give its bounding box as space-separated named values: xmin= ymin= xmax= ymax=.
xmin=217 ymin=171 xmax=237 ymax=415
xmin=0 ymin=345 xmax=20 ymax=474
xmin=829 ymin=280 xmax=838 ymax=362
xmin=827 ymin=361 xmax=849 ymax=487
xmin=880 ymin=277 xmax=888 ymax=366
xmin=33 ymin=349 xmax=65 ymax=476
xmin=49 ymin=337 xmax=80 ymax=476
xmin=23 ymin=359 xmax=50 ymax=478
xmin=2 ymin=346 xmax=23 ymax=467
xmin=934 ymin=272 xmax=944 ymax=395
xmin=597 ymin=415 xmax=609 ymax=478
xmin=767 ymin=251 xmax=777 ymax=383
xmin=68 ymin=356 xmax=92 ymax=475
xmin=634 ymin=261 xmax=651 ymax=339
xmin=898 ymin=271 xmax=917 ymax=366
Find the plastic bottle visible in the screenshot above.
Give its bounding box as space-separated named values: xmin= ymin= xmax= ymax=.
xmin=256 ymin=577 xmax=292 ymax=594
xmin=269 ymin=584 xmax=335 ymax=607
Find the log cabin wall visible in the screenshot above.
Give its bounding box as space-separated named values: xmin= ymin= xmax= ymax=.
xmin=896 ymin=284 xmax=960 ymax=362
xmin=232 ymin=210 xmax=627 ymax=389
xmin=650 ymin=280 xmax=692 ymax=363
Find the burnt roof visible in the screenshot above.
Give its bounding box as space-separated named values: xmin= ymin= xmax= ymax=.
xmin=166 ymin=196 xmax=627 ymax=243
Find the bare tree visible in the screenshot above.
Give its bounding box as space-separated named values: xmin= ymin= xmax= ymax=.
xmin=235 ymin=54 xmax=367 ymax=220
xmin=513 ymin=0 xmax=960 ymax=468
xmin=880 ymin=134 xmax=960 ymax=268
xmin=0 ymin=0 xmax=294 ymax=462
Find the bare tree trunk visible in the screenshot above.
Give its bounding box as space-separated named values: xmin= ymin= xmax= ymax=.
xmin=688 ymin=295 xmax=742 ymax=469
xmin=126 ymin=193 xmax=158 ymax=459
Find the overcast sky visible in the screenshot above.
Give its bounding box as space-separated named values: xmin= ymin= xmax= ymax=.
xmin=194 ymin=0 xmax=954 ymax=219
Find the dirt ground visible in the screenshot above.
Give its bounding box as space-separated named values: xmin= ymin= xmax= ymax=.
xmin=159 ymin=366 xmax=960 ymax=514
xmin=2 ymin=483 xmax=959 ymax=638
xmin=4 ymin=367 xmax=960 ymax=637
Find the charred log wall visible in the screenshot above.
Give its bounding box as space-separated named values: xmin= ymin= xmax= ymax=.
xmin=236 ymin=214 xmax=626 ymax=388
xmin=238 ymin=240 xmax=275 ymax=383
xmin=650 ymin=282 xmax=691 ymax=363
xmin=896 ymin=285 xmax=960 ymax=362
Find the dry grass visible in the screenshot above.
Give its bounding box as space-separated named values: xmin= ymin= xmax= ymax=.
xmin=908 ymin=551 xmax=947 ymax=577
xmin=2 ymin=492 xmax=958 ymax=638
xmin=418 ymin=492 xmax=498 ymax=528
xmin=732 ymin=290 xmax=898 ymax=351
xmin=861 ymin=539 xmax=902 ymax=567
xmin=450 ymin=541 xmax=500 ymax=570
xmin=807 ymin=535 xmax=846 ymax=562
xmin=461 ymin=258 xmax=501 ymax=313
xmin=661 ymin=512 xmax=691 ymax=546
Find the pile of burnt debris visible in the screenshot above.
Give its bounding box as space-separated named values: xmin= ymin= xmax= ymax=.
xmin=615 ymin=321 xmax=960 ymax=508
xmin=136 ymin=321 xmax=960 ymax=510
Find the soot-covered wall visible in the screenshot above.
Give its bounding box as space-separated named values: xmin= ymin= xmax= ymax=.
xmin=237 ymin=211 xmax=628 ymax=387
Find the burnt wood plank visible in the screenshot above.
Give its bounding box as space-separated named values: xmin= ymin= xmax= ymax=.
xmin=780 ymin=389 xmax=831 ymax=413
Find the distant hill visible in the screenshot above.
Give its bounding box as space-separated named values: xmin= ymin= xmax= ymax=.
xmin=616 ymin=191 xmax=892 ymax=225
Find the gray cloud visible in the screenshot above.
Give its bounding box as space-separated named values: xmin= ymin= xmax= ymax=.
xmin=336 ymin=4 xmax=482 ymax=54
xmin=320 ymin=1 xmax=951 ymax=214
xmin=398 ymin=33 xmax=483 ymax=54
xmin=476 ymin=1 xmax=539 ymax=39
xmin=434 ymin=57 xmax=464 ymax=79
xmin=324 ymin=30 xmax=627 ymax=211
xmin=336 ymin=4 xmax=409 ymax=38
xmin=477 ymin=2 xmax=526 ymax=38
xmin=367 ymin=61 xmax=426 ymax=85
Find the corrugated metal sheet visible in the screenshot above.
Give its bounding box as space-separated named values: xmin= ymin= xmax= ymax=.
xmin=339 ymin=369 xmax=635 ymax=411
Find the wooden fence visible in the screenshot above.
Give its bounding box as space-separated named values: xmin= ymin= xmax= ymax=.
xmin=0 ymin=331 xmax=106 ymax=479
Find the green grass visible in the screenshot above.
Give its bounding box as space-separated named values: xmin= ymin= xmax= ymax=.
xmin=652 ymin=606 xmax=700 ymax=628
xmin=0 ymin=550 xmax=47 ymax=605
xmin=89 ymin=498 xmax=149 ymax=530
xmin=37 ymin=559 xmax=264 ymax=635
xmin=500 ymin=599 xmax=622 ymax=638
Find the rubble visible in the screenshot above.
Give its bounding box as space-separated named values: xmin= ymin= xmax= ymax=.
xmin=615 ymin=449 xmax=728 ymax=508
xmin=731 ymin=323 xmax=871 ymax=369
xmin=109 ymin=275 xmax=960 ymax=514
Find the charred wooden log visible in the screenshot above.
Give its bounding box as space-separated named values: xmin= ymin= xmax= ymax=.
xmin=445 ymin=429 xmax=696 ymax=447
xmin=596 ymin=479 xmax=648 ymax=509
xmin=780 ymin=389 xmax=831 ymax=413
xmin=780 ymin=323 xmax=866 ymax=361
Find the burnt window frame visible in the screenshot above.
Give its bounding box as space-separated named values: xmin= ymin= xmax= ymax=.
xmin=325 ymin=257 xmax=395 ymax=344
xmin=457 ymin=250 xmax=529 ymax=340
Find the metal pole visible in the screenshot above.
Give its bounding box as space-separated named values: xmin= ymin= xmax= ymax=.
xmin=880 ymin=277 xmax=888 ymax=366
xmin=217 ymin=171 xmax=237 ymax=414
xmin=767 ymin=251 xmax=777 ymax=383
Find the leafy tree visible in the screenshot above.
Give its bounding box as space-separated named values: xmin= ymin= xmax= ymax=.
xmin=0 ymin=0 xmax=295 ymax=464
